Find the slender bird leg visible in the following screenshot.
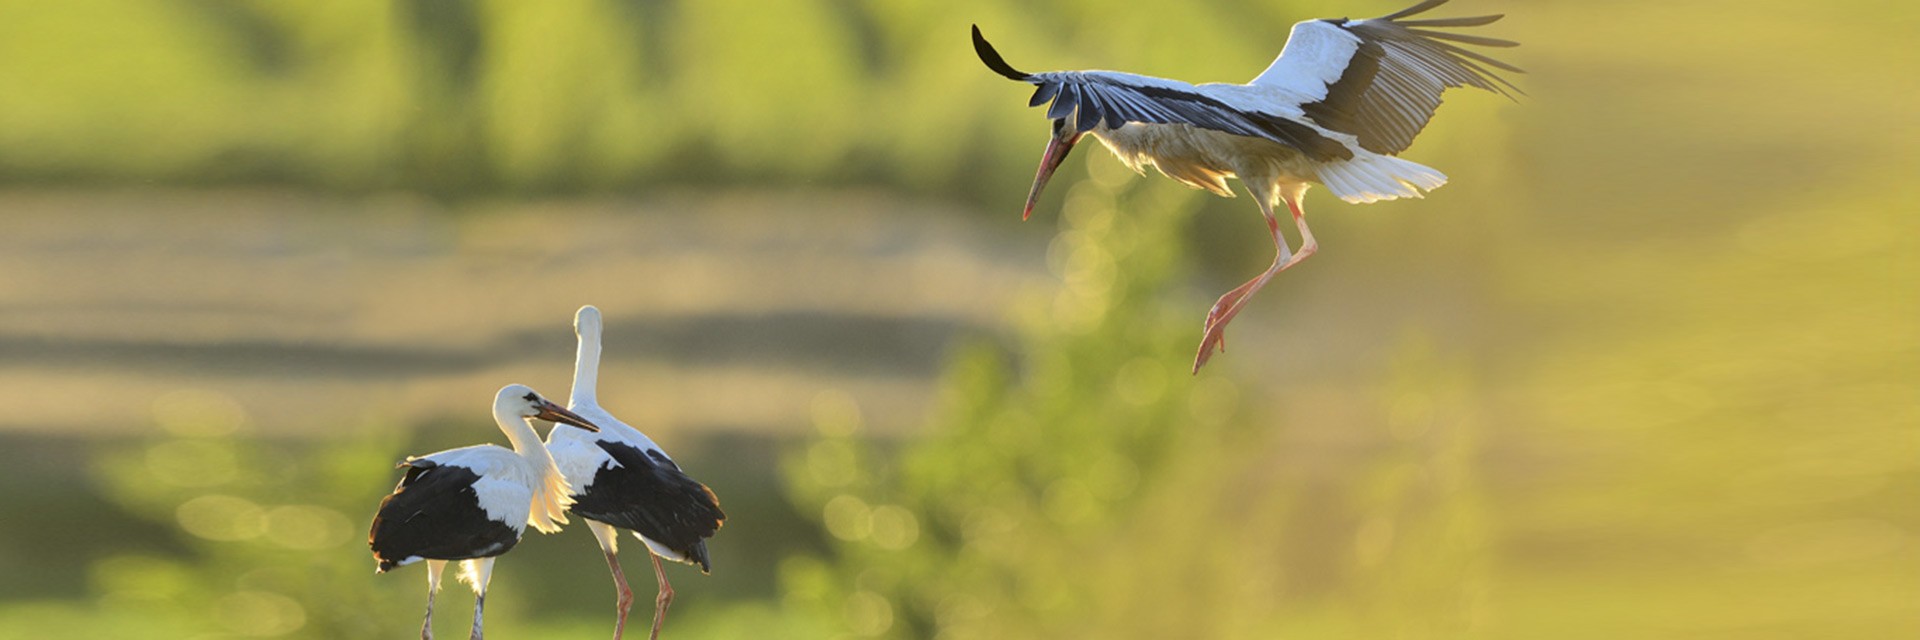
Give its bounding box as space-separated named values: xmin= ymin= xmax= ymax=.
xmin=589 ymin=521 xmax=634 ymax=640
xmin=466 ymin=558 xmax=497 ymax=640
xmin=1195 ymin=189 xmax=1294 ymax=372
xmin=647 ymin=553 xmax=675 ymax=640
xmin=470 ymin=591 xmax=486 ymax=640
xmin=423 ymin=560 xmax=448 ymax=640
xmin=1282 ymin=194 xmax=1318 ymax=268
xmin=1205 ymin=209 xmax=1291 ymax=350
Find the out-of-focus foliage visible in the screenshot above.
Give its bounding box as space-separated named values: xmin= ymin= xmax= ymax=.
xmin=0 ymin=0 xmax=1913 ymax=638
xmin=0 ymin=391 xmax=419 ymax=640
xmin=781 ymin=174 xmax=1247 ymax=638
xmin=780 ymin=164 xmax=1507 ymax=639
xmin=0 ymin=0 xmax=1323 ymax=196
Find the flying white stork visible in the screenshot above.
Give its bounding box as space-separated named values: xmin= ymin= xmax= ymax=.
xmin=974 ymin=0 xmax=1520 ymax=371
xmin=546 ymin=305 xmax=725 ymax=640
xmin=370 ymin=384 xmax=600 ymax=640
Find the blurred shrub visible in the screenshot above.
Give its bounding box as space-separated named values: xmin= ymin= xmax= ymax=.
xmin=776 ymin=170 xmax=1498 ymax=639
xmin=0 ymin=0 xmax=1322 ymax=198
xmin=42 ymin=391 xmax=422 ymax=640
xmin=780 ymin=174 xmax=1229 ymax=637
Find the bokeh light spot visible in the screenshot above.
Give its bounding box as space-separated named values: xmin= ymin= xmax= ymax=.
xmin=823 ymin=494 xmax=872 ymax=541
xmin=868 ymin=505 xmax=920 ymax=550
xmin=843 ymin=590 xmax=894 ymax=636
xmin=264 ymin=505 xmax=352 ymax=550
xmin=176 ymin=495 xmax=265 ymax=541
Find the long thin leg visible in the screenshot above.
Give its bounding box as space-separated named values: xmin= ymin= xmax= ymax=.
xmin=1195 ymin=187 xmax=1309 ymax=372
xmin=589 ymin=521 xmax=634 ymax=639
xmin=423 ymin=560 xmax=448 ymax=640
xmin=1203 ymin=204 xmax=1291 ymax=346
xmin=1287 ymin=195 xmax=1319 ymax=262
xmin=465 ymin=558 xmax=497 ymax=640
xmin=647 ymin=553 xmax=675 ymax=640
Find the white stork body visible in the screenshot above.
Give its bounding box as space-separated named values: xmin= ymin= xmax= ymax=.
xmin=546 ymin=305 xmax=725 ymax=640
xmin=975 ymin=0 xmax=1519 ymax=371
xmin=370 ymin=385 xmax=600 ymax=640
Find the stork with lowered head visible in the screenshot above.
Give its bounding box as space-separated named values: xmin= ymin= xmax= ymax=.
xmin=974 ymin=0 xmax=1520 ymax=371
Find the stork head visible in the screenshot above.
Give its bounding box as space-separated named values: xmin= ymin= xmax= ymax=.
xmin=971 ymin=25 xmax=1082 ymax=220
xmin=574 ymin=304 xmax=602 ymax=339
xmin=497 ymin=384 xmax=599 ymax=432
xmin=1023 ymin=118 xmax=1084 ymax=221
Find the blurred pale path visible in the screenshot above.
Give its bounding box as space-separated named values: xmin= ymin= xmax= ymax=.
xmin=0 ymin=0 xmax=1914 ymax=639
xmin=0 ymin=190 xmax=1045 ymax=438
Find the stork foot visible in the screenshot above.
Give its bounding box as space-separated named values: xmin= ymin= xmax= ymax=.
xmin=1193 ymin=281 xmax=1261 ymax=373
xmin=1193 ymin=316 xmax=1233 ymax=373
xmin=1191 ymin=241 xmax=1317 ymax=373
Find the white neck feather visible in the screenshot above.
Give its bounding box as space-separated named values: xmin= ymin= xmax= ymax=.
xmin=491 ymin=403 xmax=573 ymax=534
xmin=570 ymin=317 xmax=602 ymax=409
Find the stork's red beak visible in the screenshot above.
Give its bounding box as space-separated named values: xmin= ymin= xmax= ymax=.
xmin=1023 ymin=131 xmax=1080 ymax=221
xmin=534 ymin=400 xmax=600 ymax=432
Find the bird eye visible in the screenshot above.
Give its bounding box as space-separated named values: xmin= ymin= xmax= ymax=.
xmin=523 ymin=392 xmax=539 ymax=402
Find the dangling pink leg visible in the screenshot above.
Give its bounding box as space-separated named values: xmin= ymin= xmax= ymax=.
xmin=1194 ymin=190 xmax=1315 ymax=372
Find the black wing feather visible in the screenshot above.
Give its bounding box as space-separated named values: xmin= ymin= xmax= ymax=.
xmin=971 ymin=25 xmax=1029 ymax=80
xmin=1038 ymin=76 xmax=1353 ymax=161
xmin=1301 ymin=1 xmax=1522 ymax=155
xmin=1028 ymin=82 xmax=1059 ymax=108
xmin=972 ymin=26 xmax=1352 ymax=162
xmin=368 ymin=461 xmax=521 ymax=572
xmin=1379 ymin=0 xmax=1450 ymax=21
xmin=570 ymin=442 xmax=726 ymax=573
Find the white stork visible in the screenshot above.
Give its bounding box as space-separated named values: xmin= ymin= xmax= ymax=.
xmin=369 ymin=384 xmax=600 ymax=640
xmin=974 ymin=0 xmax=1520 ymax=371
xmin=545 ymin=305 xmax=725 ymax=640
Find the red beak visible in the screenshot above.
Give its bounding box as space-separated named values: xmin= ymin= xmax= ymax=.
xmin=1022 ymin=132 xmax=1080 ymax=221
xmin=534 ymin=400 xmax=600 ymax=432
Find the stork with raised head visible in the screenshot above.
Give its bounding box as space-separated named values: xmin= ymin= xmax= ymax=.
xmin=546 ymin=306 xmax=725 ymax=640
xmin=369 ymin=384 xmax=600 ymax=640
xmin=974 ymin=0 xmax=1520 ymax=372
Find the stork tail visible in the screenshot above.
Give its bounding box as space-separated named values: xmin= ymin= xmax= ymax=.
xmin=1317 ymin=154 xmax=1448 ymax=204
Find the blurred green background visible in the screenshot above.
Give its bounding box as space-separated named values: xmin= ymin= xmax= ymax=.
xmin=0 ymin=0 xmax=1913 ymax=638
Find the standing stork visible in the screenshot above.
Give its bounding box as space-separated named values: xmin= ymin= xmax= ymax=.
xmin=973 ymin=0 xmax=1520 ymax=371
xmin=370 ymin=384 xmax=600 ymax=640
xmin=546 ymin=305 xmax=725 ymax=640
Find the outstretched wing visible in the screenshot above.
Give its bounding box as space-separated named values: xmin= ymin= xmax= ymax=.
xmin=972 ymin=25 xmax=1352 ymax=162
xmin=1252 ymin=0 xmax=1521 ymax=154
